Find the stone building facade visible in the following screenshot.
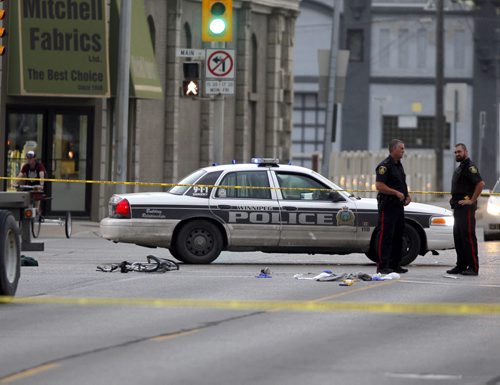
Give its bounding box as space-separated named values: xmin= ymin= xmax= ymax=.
xmin=0 ymin=0 xmax=300 ymax=220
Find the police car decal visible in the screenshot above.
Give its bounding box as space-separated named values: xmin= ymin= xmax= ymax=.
xmin=336 ymin=207 xmax=355 ymax=226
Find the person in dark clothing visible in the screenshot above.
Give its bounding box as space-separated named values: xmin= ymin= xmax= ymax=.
xmin=447 ymin=143 xmax=485 ymax=276
xmin=375 ymin=139 xmax=411 ymax=274
xmin=17 ymin=151 xmax=46 ymax=188
xmin=14 ymin=150 xmax=47 ymax=213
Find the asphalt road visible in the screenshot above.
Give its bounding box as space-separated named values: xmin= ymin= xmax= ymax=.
xmin=1 ymin=221 xmax=499 ymax=385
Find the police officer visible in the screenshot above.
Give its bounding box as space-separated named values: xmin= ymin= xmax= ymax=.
xmin=375 ymin=139 xmax=411 ymax=274
xmin=447 ymin=143 xmax=485 ymax=276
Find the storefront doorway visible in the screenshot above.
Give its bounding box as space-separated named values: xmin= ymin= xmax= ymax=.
xmin=5 ymin=107 xmax=93 ymax=217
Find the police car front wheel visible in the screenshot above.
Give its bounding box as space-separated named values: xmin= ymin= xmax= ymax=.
xmin=174 ymin=220 xmax=223 ymax=264
xmin=367 ymin=223 xmax=421 ymax=266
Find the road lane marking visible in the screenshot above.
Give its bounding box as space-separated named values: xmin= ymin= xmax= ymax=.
xmin=400 ymin=279 xmax=500 ymax=288
xmin=150 ymin=329 xmax=200 ymax=341
xmin=2 ymin=296 xmax=500 ymax=315
xmin=0 ymin=363 xmax=60 ymax=383
xmin=386 ymin=372 xmax=463 ymax=380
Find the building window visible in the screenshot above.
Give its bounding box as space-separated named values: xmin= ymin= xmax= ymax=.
xmin=346 ymin=29 xmax=364 ymax=62
xmin=416 ymin=28 xmax=427 ymax=69
xmin=251 ymin=34 xmax=258 ymax=93
xmin=398 ymin=28 xmax=409 ymax=68
xmin=147 ymin=15 xmax=156 ymax=53
xmin=382 ymin=116 xmax=450 ymax=149
xmin=291 ymin=93 xmax=326 ymax=168
xmin=454 ymin=30 xmax=465 ymax=69
xmin=379 ymin=28 xmax=391 ymax=68
xmin=183 ymin=23 xmax=192 ymax=48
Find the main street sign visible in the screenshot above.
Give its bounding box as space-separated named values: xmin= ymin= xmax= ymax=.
xmin=176 ymin=48 xmax=206 ymax=59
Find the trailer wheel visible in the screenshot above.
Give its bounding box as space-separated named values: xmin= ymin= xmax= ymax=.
xmin=0 ymin=210 xmax=21 ymax=296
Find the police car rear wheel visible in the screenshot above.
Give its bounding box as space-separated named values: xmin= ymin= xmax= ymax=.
xmin=175 ymin=220 xmax=223 ymax=264
xmin=366 ymin=223 xmax=421 ymax=266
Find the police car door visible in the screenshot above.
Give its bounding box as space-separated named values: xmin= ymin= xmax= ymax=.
xmin=210 ymin=170 xmax=280 ymax=247
xmin=272 ymin=171 xmax=357 ymax=248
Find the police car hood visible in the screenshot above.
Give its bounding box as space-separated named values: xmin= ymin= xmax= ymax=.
xmin=357 ymin=198 xmax=452 ymax=216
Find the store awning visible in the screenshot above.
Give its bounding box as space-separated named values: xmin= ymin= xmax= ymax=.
xmin=6 ymin=0 xmax=163 ymax=99
xmin=110 ymin=0 xmax=163 ymax=100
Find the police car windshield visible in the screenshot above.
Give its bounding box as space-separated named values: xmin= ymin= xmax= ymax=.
xmin=169 ymin=170 xmax=207 ymax=195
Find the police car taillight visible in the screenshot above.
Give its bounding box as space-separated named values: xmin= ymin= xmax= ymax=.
xmin=114 ymin=198 xmax=131 ymax=218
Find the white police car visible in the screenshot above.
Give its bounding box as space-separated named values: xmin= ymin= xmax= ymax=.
xmin=100 ymin=158 xmax=455 ymax=265
xmin=484 ymin=178 xmax=500 ymax=241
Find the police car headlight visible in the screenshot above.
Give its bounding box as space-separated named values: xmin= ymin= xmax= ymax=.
xmin=430 ymin=216 xmax=454 ymax=226
xmin=486 ymin=198 xmax=500 ymax=216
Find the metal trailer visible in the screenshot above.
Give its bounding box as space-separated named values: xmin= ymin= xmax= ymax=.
xmin=0 ymin=192 xmax=44 ymax=296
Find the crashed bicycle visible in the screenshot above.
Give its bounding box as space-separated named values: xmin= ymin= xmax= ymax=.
xmin=97 ymin=255 xmax=180 ymax=273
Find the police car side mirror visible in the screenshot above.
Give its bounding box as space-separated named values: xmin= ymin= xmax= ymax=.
xmin=329 ymin=192 xmax=345 ymax=202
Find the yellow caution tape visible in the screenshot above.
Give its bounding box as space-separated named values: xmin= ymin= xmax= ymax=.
xmin=1 ymin=176 xmax=499 ymax=197
xmin=1 ymin=296 xmax=500 ymax=315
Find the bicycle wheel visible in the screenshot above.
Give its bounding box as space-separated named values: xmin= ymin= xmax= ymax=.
xmin=65 ymin=211 xmax=72 ymax=239
xmin=31 ymin=216 xmax=42 ymax=238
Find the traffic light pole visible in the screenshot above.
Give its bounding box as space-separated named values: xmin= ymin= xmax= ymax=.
xmin=213 ymin=94 xmax=224 ymax=164
xmin=212 ymin=42 xmax=225 ymax=165
xmin=434 ymin=0 xmax=444 ymax=193
xmin=114 ymin=0 xmax=131 ymax=194
xmin=321 ymin=0 xmax=341 ymax=178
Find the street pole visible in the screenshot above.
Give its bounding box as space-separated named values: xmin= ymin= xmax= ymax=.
xmin=212 ymin=42 xmax=224 ymax=165
xmin=321 ymin=0 xmax=342 ymax=178
xmin=114 ymin=0 xmax=131 ymax=194
xmin=434 ymin=0 xmax=445 ymax=193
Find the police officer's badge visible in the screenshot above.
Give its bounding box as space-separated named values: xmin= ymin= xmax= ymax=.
xmin=336 ymin=206 xmax=355 ymax=226
xmin=469 ymin=166 xmax=478 ymax=174
xmin=377 ymin=166 xmax=387 ymax=175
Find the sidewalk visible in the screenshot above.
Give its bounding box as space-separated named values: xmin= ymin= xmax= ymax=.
xmin=36 ymin=219 xmax=100 ymax=239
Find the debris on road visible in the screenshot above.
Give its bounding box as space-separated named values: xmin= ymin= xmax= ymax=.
xmin=21 ymin=255 xmax=38 ymax=266
xmin=256 ymin=267 xmax=272 ymax=278
xmin=97 ymin=255 xmax=179 ymax=273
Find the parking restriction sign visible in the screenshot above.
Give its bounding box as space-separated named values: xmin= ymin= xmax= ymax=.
xmin=205 ymin=49 xmax=235 ymax=79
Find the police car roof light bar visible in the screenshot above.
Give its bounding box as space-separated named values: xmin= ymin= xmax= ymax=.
xmin=250 ymin=158 xmax=280 ymax=167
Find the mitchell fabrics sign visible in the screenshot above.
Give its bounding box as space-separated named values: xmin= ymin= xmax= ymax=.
xmin=8 ymin=0 xmax=110 ymax=97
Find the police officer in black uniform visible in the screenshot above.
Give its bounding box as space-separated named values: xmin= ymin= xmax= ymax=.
xmin=447 ymin=143 xmax=485 ymax=276
xmin=375 ymin=139 xmax=411 ymax=274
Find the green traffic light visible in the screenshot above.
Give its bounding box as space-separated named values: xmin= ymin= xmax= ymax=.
xmin=209 ymin=18 xmax=226 ymax=35
xmin=209 ymin=2 xmax=226 ymax=35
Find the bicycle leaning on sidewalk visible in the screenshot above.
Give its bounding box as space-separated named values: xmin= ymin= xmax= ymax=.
xmin=15 ymin=185 xmax=72 ymax=239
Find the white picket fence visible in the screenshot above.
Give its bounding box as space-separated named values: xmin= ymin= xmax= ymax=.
xmin=327 ymin=150 xmax=436 ymax=203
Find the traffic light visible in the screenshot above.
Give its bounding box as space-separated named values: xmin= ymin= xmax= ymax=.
xmin=202 ymin=0 xmax=232 ymax=42
xmin=0 ymin=8 xmax=5 ymax=56
xmin=182 ymin=62 xmax=200 ymax=97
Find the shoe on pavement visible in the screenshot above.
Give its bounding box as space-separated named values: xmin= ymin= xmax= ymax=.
xmin=446 ymin=266 xmax=464 ymax=274
xmin=393 ymin=266 xmax=408 ymax=274
xmin=377 ymin=268 xmax=394 ymax=274
xmin=460 ymin=268 xmax=478 ymax=276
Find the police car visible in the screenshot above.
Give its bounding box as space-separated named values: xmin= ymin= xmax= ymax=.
xmin=484 ymin=178 xmax=500 ymax=241
xmin=100 ymin=158 xmax=455 ymax=265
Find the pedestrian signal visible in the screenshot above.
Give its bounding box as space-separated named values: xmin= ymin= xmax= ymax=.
xmin=202 ymin=0 xmax=232 ymax=42
xmin=183 ymin=80 xmax=200 ymax=96
xmin=182 ymin=62 xmax=200 ymax=97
